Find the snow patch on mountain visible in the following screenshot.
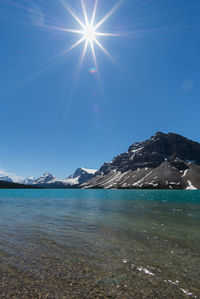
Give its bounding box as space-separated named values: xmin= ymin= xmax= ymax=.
xmin=80 ymin=167 xmax=97 ymax=174
xmin=186 ymin=180 xmax=197 ymax=190
xmin=62 ymin=177 xmax=80 ymax=186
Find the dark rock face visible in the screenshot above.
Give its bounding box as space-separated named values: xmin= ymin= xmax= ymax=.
xmin=97 ymin=132 xmax=200 ymax=174
xmin=83 ymin=132 xmax=200 ymax=189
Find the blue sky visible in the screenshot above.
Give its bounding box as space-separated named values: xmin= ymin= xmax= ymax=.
xmin=0 ymin=0 xmax=200 ymax=180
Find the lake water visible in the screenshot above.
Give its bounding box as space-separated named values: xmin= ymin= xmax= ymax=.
xmin=0 ymin=189 xmax=200 ymax=298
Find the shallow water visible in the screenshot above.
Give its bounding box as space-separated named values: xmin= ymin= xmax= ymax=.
xmin=0 ymin=189 xmax=200 ymax=298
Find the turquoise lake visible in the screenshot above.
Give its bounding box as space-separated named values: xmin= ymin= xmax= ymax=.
xmin=0 ymin=189 xmax=200 ymax=298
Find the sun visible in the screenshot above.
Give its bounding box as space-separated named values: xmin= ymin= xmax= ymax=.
xmin=83 ymin=24 xmax=96 ymax=42
xmin=61 ymin=0 xmax=120 ymax=68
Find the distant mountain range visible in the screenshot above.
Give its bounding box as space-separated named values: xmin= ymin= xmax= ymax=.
xmin=0 ymin=167 xmax=97 ymax=188
xmin=1 ymin=132 xmax=200 ymax=189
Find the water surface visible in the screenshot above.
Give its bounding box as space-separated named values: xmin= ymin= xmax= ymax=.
xmin=0 ymin=189 xmax=200 ymax=298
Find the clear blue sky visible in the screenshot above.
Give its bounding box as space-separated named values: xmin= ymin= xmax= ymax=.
xmin=0 ymin=0 xmax=200 ymax=180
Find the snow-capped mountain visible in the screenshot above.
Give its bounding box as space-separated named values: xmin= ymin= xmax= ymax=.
xmin=20 ymin=168 xmax=97 ymax=188
xmin=33 ymin=173 xmax=59 ymax=185
xmin=61 ymin=167 xmax=97 ymax=186
xmin=0 ymin=176 xmax=14 ymax=183
xmin=82 ymin=132 xmax=200 ymax=190
xmin=66 ymin=167 xmax=97 ymax=184
xmin=19 ymin=177 xmax=36 ymax=185
xmin=19 ymin=173 xmax=64 ymax=187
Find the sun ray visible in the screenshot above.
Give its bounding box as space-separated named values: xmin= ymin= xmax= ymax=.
xmin=64 ymin=37 xmax=85 ymax=54
xmin=62 ymin=28 xmax=83 ymax=34
xmin=91 ymin=0 xmax=98 ymax=26
xmin=94 ymin=1 xmax=121 ymax=30
xmin=80 ymin=40 xmax=89 ymax=64
xmin=94 ymin=38 xmax=115 ymax=63
xmin=61 ymin=1 xmax=85 ymax=28
xmin=81 ymin=0 xmax=89 ymax=25
xmin=95 ymin=32 xmax=120 ymax=37
xmin=90 ymin=41 xmax=97 ymax=69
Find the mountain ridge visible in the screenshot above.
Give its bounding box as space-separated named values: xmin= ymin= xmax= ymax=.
xmin=17 ymin=167 xmax=97 ymax=188
xmin=82 ymin=132 xmax=200 ymax=189
xmin=1 ymin=132 xmax=200 ymax=189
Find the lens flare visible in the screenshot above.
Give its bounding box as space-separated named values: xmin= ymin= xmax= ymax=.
xmin=89 ymin=67 xmax=97 ymax=74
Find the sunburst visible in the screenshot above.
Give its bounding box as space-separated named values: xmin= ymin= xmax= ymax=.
xmin=61 ymin=0 xmax=120 ymax=68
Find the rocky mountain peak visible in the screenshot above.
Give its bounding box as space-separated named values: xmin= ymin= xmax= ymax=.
xmin=33 ymin=172 xmax=57 ymax=185
xmin=83 ymin=132 xmax=200 ymax=190
xmin=97 ymin=132 xmax=200 ymax=175
xmin=151 ymin=131 xmax=166 ymax=138
xmin=70 ymin=167 xmax=97 ymax=184
xmin=72 ymin=168 xmax=86 ymax=178
xmin=41 ymin=172 xmax=54 ymax=178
